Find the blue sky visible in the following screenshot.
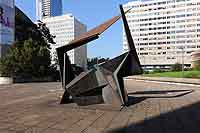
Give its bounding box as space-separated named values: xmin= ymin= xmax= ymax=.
xmin=15 ymin=0 xmax=134 ymax=58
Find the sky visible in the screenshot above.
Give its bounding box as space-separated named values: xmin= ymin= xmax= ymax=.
xmin=15 ymin=0 xmax=134 ymax=58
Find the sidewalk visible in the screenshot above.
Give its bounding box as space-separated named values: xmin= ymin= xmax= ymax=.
xmin=0 ymin=81 xmax=200 ymax=132
xmin=126 ymin=75 xmax=200 ymax=85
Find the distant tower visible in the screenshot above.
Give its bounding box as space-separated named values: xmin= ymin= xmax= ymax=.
xmin=36 ymin=0 xmax=42 ymax=20
xmin=36 ymin=0 xmax=62 ymax=20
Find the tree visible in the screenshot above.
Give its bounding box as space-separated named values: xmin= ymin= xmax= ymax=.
xmin=0 ymin=21 xmax=56 ymax=79
xmin=0 ymin=38 xmax=53 ymax=78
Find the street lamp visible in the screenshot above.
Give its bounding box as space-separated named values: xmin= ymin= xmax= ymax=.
xmin=143 ymin=55 xmax=146 ymax=72
xmin=139 ymin=54 xmax=146 ymax=73
xmin=179 ymin=46 xmax=184 ymax=77
xmin=96 ymin=56 xmax=101 ymax=65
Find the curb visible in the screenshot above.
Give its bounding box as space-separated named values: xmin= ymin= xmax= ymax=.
xmin=125 ymin=76 xmax=200 ymax=85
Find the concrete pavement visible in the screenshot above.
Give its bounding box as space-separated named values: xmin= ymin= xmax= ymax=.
xmin=0 ymin=80 xmax=200 ymax=133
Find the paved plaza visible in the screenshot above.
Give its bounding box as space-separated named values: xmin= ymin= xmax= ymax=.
xmin=0 ymin=79 xmax=200 ymax=133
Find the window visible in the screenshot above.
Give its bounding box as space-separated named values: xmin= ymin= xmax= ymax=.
xmin=176 ymin=0 xmax=185 ymax=2
xmin=176 ymin=14 xmax=185 ymax=18
xmin=176 ymin=30 xmax=185 ymax=33
xmin=187 ymin=14 xmax=193 ymax=17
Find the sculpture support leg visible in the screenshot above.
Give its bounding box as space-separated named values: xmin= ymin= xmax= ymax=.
xmin=60 ymin=53 xmax=72 ymax=104
xmin=63 ymin=53 xmax=66 ymax=91
xmin=63 ymin=53 xmax=66 ymax=90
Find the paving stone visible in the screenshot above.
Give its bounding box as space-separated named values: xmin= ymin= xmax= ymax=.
xmin=0 ymin=130 xmax=16 ymax=133
xmin=8 ymin=123 xmax=30 ymax=132
xmin=83 ymin=127 xmax=105 ymax=133
xmin=67 ymin=111 xmax=104 ymax=133
xmin=0 ymin=81 xmax=199 ymax=133
xmin=50 ymin=113 xmax=84 ymax=130
xmin=105 ymin=111 xmax=132 ymax=132
xmin=41 ymin=128 xmax=66 ymax=133
xmin=0 ymin=122 xmax=14 ymax=130
xmin=23 ymin=126 xmax=44 ymax=133
xmin=89 ymin=111 xmax=117 ymax=128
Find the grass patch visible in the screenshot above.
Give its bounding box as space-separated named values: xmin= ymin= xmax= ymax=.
xmin=144 ymin=70 xmax=200 ymax=79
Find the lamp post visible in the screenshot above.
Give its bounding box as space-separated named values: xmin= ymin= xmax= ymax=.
xmin=180 ymin=46 xmax=184 ymax=78
xmin=140 ymin=55 xmax=146 ymax=72
xmin=96 ymin=56 xmax=101 ymax=65
xmin=143 ymin=55 xmax=146 ymax=72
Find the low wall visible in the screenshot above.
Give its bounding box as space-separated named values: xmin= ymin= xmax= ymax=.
xmin=14 ymin=76 xmax=54 ymax=83
xmin=0 ymin=77 xmax=13 ymax=85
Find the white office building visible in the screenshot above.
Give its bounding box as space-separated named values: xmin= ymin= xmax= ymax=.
xmin=42 ymin=14 xmax=87 ymax=69
xmin=36 ymin=0 xmax=62 ymax=20
xmin=123 ymin=0 xmax=200 ymax=70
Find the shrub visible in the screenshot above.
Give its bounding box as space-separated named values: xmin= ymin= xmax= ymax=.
xmin=0 ymin=55 xmax=13 ymax=77
xmin=194 ymin=60 xmax=200 ymax=70
xmin=143 ymin=70 xmax=149 ymax=74
xmin=171 ymin=63 xmax=182 ymax=71
xmin=151 ymin=68 xmax=164 ymax=73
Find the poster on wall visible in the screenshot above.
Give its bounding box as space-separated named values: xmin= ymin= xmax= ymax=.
xmin=0 ymin=0 xmax=15 ymax=45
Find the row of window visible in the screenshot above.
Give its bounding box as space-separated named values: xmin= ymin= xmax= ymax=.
xmin=140 ymin=21 xmax=171 ymax=26
xmin=128 ymin=11 xmax=200 ymax=19
xmin=129 ymin=16 xmax=198 ymax=23
xmin=133 ymin=40 xmax=200 ymax=46
xmin=129 ymin=31 xmax=200 ymax=38
xmin=135 ymin=28 xmax=198 ymax=33
xmin=125 ymin=45 xmax=200 ymax=51
xmin=126 ymin=0 xmax=198 ymax=9
xmin=126 ymin=2 xmax=200 ymax=15
xmin=139 ymin=51 xmax=193 ymax=56
xmin=138 ymin=24 xmax=197 ymax=30
xmin=45 ymin=20 xmax=73 ymax=26
xmin=137 ymin=33 xmax=198 ymax=37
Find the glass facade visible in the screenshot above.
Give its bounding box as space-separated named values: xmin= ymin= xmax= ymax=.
xmin=0 ymin=0 xmax=15 ymax=57
xmin=36 ymin=0 xmax=62 ymax=20
xmin=0 ymin=0 xmax=15 ymax=45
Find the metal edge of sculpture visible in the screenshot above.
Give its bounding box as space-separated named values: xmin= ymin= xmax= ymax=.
xmin=56 ymin=5 xmax=142 ymax=107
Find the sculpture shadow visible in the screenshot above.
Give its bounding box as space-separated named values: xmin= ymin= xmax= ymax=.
xmin=107 ymin=100 xmax=200 ymax=133
xmin=126 ymin=96 xmax=146 ymax=107
xmin=129 ymin=89 xmax=193 ymax=95
xmin=126 ymin=89 xmax=194 ymax=107
xmin=128 ymin=89 xmax=194 ymax=98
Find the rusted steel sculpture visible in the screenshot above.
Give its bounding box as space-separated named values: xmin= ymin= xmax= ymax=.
xmin=56 ymin=5 xmax=142 ymax=106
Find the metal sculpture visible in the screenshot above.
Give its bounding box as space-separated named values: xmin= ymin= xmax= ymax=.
xmin=56 ymin=5 xmax=142 ymax=107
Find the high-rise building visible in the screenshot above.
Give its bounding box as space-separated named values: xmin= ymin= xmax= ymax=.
xmin=36 ymin=0 xmax=62 ymax=20
xmin=0 ymin=0 xmax=15 ymax=58
xmin=123 ymin=0 xmax=200 ymax=70
xmin=42 ymin=14 xmax=87 ymax=69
